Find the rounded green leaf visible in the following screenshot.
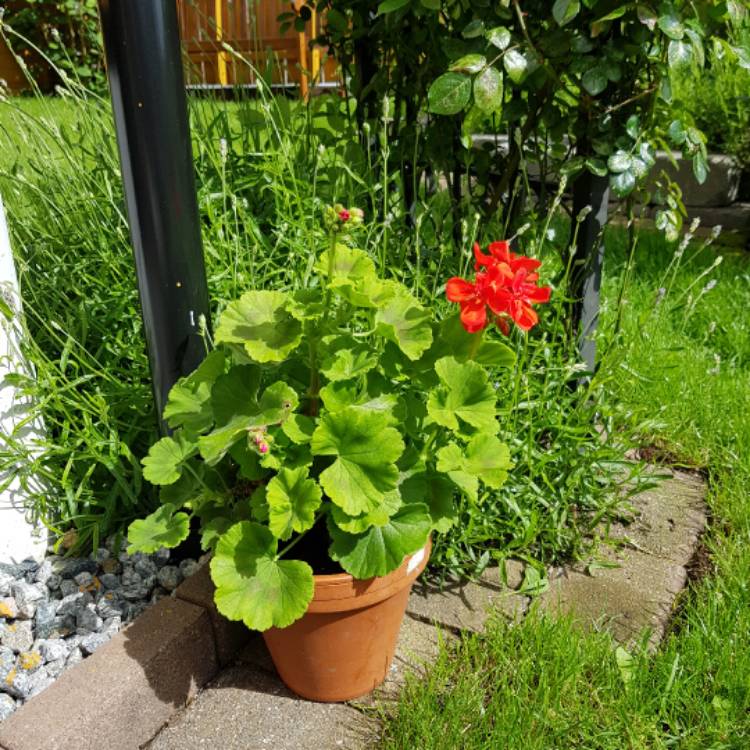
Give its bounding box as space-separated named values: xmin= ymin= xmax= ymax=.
xmin=552 ymin=0 xmax=580 ymax=26
xmin=210 ymin=522 xmax=314 ymax=631
xmin=427 ymin=73 xmax=472 ymax=115
xmin=127 ymin=503 xmax=191 ymax=554
xmin=374 ymin=290 xmax=433 ymax=360
xmin=610 ymin=169 xmax=637 ymax=198
xmin=215 ymin=290 xmax=302 ymax=363
xmin=329 ymin=489 xmax=402 ymax=534
xmin=311 ymin=407 xmax=404 ymax=516
xmin=607 ymin=151 xmax=633 ymax=174
xmin=449 ymin=54 xmax=487 ymax=74
xmin=437 ymin=433 xmax=511 ymax=493
xmin=328 ymin=504 xmax=432 ymax=579
xmin=378 ymin=0 xmax=410 ymax=13
xmin=503 ymin=49 xmax=528 ymax=84
xmin=142 ymin=434 xmax=195 ymax=486
xmin=668 ymin=40 xmax=692 ymax=70
xmin=486 ymin=26 xmax=511 ymax=50
xmin=163 ymin=350 xmax=225 ymax=433
xmin=582 ymin=66 xmax=608 ymax=96
xmin=658 ymin=10 xmax=684 ymax=40
xmin=267 ymin=467 xmax=322 ymax=541
xmin=426 ymin=356 xmax=497 ymax=434
xmin=473 ymin=66 xmax=504 ymax=114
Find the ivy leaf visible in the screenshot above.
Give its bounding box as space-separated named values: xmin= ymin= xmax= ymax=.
xmin=486 ymin=26 xmax=511 ymax=50
xmin=428 ymin=73 xmax=472 ymax=115
xmin=127 ymin=503 xmax=190 ymax=554
xmin=582 ymin=66 xmax=608 ymax=96
xmin=437 ymin=434 xmax=511 ymax=500
xmin=427 ymin=356 xmax=497 ymax=433
xmin=311 ymin=407 xmax=404 ymax=516
xmin=552 ymin=0 xmax=580 ymax=26
xmin=329 ymin=489 xmax=402 ymax=534
xmin=473 ymin=67 xmax=504 ymax=114
xmin=328 ymin=504 xmax=432 ymax=578
xmin=215 ymin=290 xmax=302 ymax=363
xmin=668 ymin=40 xmax=693 ymax=70
xmin=163 ymin=350 xmax=225 ymax=433
xmin=199 ymin=381 xmax=298 ymax=464
xmin=210 ymin=522 xmax=314 ymax=631
xmin=142 ymin=433 xmax=196 ymax=486
xmin=266 ymin=467 xmax=322 ymax=541
xmin=375 ymin=290 xmax=433 ymax=360
xmin=503 ymin=49 xmax=528 ymax=84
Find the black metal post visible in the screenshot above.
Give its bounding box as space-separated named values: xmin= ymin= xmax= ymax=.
xmin=98 ymin=0 xmax=211 ymax=432
xmin=569 ymin=171 xmax=609 ymax=378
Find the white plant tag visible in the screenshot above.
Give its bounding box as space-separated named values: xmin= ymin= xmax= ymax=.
xmin=407 ymin=546 xmax=426 ymax=574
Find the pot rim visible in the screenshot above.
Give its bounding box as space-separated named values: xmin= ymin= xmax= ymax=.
xmin=304 ymin=535 xmax=431 ymax=613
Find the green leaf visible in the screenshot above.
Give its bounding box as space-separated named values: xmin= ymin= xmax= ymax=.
xmin=437 ymin=434 xmax=511 ymax=501
xmin=668 ymin=119 xmax=687 ymax=145
xmin=693 ymin=154 xmax=708 ymax=185
xmin=319 ymin=381 xmax=399 ymax=422
xmin=625 ymin=114 xmax=640 ymax=140
xmin=615 ymin=646 xmax=636 ymax=684
xmin=374 ymin=290 xmax=433 ymax=360
xmin=668 ymin=39 xmax=692 ymax=70
xmin=200 ymin=516 xmax=233 ymax=552
xmin=215 ymin=290 xmax=302 ymax=363
xmin=211 ymin=522 xmax=314 ymax=631
xmin=552 ymin=0 xmax=580 ymax=26
xmin=503 ymin=49 xmax=528 ymax=84
xmin=163 ymin=350 xmax=225 ymax=433
xmin=607 ymin=151 xmax=632 ymax=173
xmin=211 ymin=365 xmax=262 ymax=426
xmin=658 ymin=10 xmax=684 ymax=40
xmin=428 ymin=73 xmax=472 ymax=115
xmin=199 ymin=381 xmax=298 ymax=464
xmin=330 ymin=489 xmax=402 ymax=534
xmin=610 ymin=169 xmax=637 ymax=197
xmin=266 ymin=467 xmax=322 ymax=541
xmin=427 ymin=356 xmax=497 ymax=433
xmin=486 ymin=26 xmax=511 ymax=50
xmin=462 ymin=19 xmax=485 ymax=38
xmin=328 ymin=504 xmax=431 ymax=578
xmin=142 ymin=433 xmax=196 ymax=486
xmin=281 ymin=414 xmax=315 ymax=444
xmin=582 ymin=66 xmax=608 ymax=96
xmin=473 ymin=67 xmax=504 ymax=114
xmin=585 ymin=157 xmax=608 ymax=177
xmin=449 ymin=54 xmax=486 ymax=74
xmin=401 ymin=473 xmax=457 ymax=533
xmin=127 ymin=503 xmax=191 ymax=554
xmin=311 ymin=407 xmax=404 ymax=515
xmin=320 ymin=338 xmax=378 ymax=381
xmin=378 ymin=0 xmax=410 ymax=13
xmin=431 ymin=315 xmax=515 ymax=368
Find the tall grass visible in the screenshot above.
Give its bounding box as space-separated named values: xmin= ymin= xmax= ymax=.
xmin=1 ymin=76 xmax=640 ymax=565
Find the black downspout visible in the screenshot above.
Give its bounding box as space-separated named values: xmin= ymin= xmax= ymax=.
xmin=569 ymin=171 xmax=609 ymax=379
xmin=98 ymin=0 xmax=211 ymax=433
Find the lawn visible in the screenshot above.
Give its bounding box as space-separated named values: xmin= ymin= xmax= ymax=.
xmin=2 ymin=91 xmax=749 ymax=748
xmin=378 ymin=227 xmax=750 ymax=749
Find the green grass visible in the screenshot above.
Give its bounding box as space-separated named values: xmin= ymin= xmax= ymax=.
xmin=0 ymin=90 xmax=639 ymax=567
xmin=377 ymin=227 xmax=750 ymax=748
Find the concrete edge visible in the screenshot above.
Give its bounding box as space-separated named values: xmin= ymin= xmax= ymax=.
xmin=0 ymin=562 xmax=250 ymax=750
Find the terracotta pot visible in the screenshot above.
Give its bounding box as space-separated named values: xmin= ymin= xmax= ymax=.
xmin=262 ymin=537 xmax=431 ymax=702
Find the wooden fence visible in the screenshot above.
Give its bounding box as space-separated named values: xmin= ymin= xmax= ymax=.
xmin=176 ymin=0 xmax=338 ymax=96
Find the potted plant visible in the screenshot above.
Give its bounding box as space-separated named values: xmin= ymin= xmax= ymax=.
xmin=125 ymin=207 xmax=550 ymax=702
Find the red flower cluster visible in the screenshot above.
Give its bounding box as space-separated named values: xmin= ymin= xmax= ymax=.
xmin=446 ymin=241 xmax=551 ymax=334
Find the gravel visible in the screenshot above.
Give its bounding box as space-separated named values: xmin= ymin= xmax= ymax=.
xmin=0 ymin=546 xmax=201 ymax=722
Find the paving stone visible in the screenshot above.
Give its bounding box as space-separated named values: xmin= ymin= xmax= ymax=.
xmin=175 ymin=563 xmax=251 ymax=667
xmin=0 ymin=598 xmax=218 ymax=750
xmin=407 ymin=561 xmax=528 ymax=632
xmin=145 ymin=664 xmax=374 ymax=750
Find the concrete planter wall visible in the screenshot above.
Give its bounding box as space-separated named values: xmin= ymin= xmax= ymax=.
xmin=650 ymin=151 xmax=741 ymax=208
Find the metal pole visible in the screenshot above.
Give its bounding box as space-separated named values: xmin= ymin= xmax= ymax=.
xmin=569 ymin=171 xmax=609 ymax=377
xmin=98 ymin=0 xmax=211 ymax=432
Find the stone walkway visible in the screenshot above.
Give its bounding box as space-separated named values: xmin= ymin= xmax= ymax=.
xmin=146 ymin=468 xmax=706 ymax=750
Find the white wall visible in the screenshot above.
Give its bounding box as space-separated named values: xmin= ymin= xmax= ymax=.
xmin=0 ymin=194 xmax=47 ymax=564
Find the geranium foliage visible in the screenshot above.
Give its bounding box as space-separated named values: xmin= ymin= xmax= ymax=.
xmin=127 ymin=207 xmax=546 ymax=631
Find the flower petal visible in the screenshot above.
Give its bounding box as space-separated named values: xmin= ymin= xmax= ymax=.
xmin=473 ymin=243 xmax=496 ymax=270
xmin=446 ymin=277 xmax=477 ymax=302
xmin=459 ymin=299 xmax=487 ymax=333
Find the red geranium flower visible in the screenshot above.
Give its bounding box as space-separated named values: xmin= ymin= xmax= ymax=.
xmin=446 ymin=240 xmax=551 ymax=335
